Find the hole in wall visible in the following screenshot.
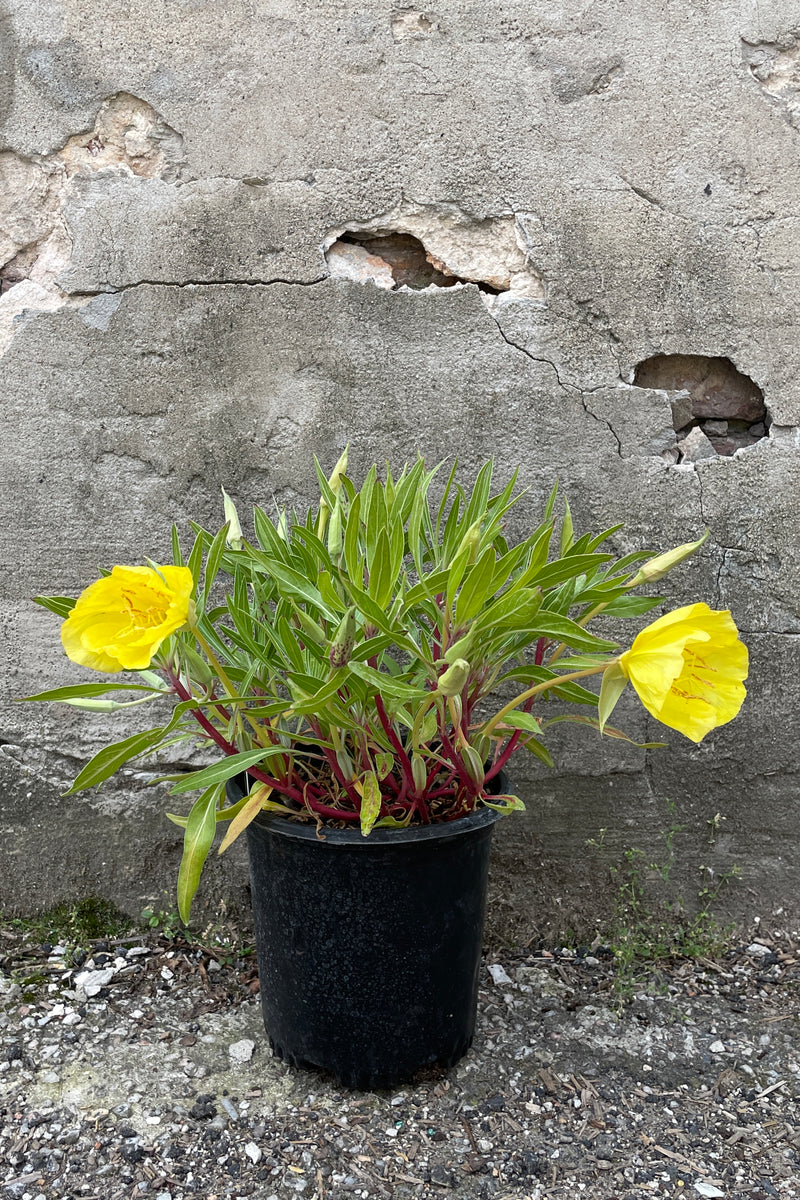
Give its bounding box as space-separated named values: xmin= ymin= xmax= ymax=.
xmin=326 ymin=232 xmax=503 ymax=295
xmin=633 ymin=353 xmax=768 ymax=460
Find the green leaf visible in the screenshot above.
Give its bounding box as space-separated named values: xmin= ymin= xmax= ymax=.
xmin=560 ymin=498 xmax=574 ymax=554
xmin=518 ymin=736 xmax=554 ymax=767
xmin=529 ymin=553 xmax=613 ymax=590
xmin=177 ymin=784 xmax=221 ymax=923
xmin=482 ymin=792 xmax=526 ymax=814
xmin=359 ymin=771 xmax=382 ymax=836
xmin=455 ymin=546 xmax=497 ymax=626
xmin=343 ymin=491 xmax=363 ymax=583
xmin=65 ymin=727 xmax=166 ymax=794
xmin=598 ymin=662 xmax=629 ymax=732
xmin=168 ymin=747 xmax=288 ymax=795
xmin=531 ymin=613 xmax=618 ymax=653
xmin=202 ymin=522 xmax=231 ymax=608
xmin=33 ymin=595 xmax=77 ymax=618
xmin=543 ymin=713 xmax=666 ymax=748
xmin=171 ymin=524 xmax=183 ymax=567
xmin=368 ymin=528 xmax=394 ymax=607
xmin=600 ymin=594 xmax=663 ymax=618
xmin=493 ymin=710 xmax=542 ymax=734
xmin=21 ymin=682 xmax=164 ymax=702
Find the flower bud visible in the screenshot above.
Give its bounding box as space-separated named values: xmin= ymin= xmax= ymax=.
xmin=628 ymin=530 xmax=709 ymax=587
xmin=329 ymin=606 xmax=357 ymax=669
xmin=411 ymin=752 xmax=428 ymax=794
xmin=292 ymin=605 xmax=328 ymax=648
xmin=327 ymin=446 xmax=349 ymax=498
xmin=460 ymin=744 xmax=485 ymax=788
xmin=436 ymin=658 xmax=470 ymax=697
xmin=455 ymin=520 xmax=482 ymax=564
xmin=181 ymin=644 xmax=214 ymax=689
xmin=443 ymin=630 xmax=474 ymax=665
xmin=327 ymin=498 xmax=343 ymax=560
xmin=221 ymin=487 xmax=244 ymax=550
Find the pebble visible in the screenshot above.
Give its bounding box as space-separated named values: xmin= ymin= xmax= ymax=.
xmin=73 ymin=967 xmax=116 ymax=997
xmin=228 ymin=1037 xmax=255 ymax=1063
xmin=2 ymin=927 xmax=798 ymax=1200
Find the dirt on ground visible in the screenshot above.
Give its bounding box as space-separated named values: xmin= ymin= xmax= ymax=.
xmin=1 ymin=920 xmax=799 ymax=1200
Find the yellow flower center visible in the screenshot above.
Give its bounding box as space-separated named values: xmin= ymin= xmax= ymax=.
xmin=121 ymin=586 xmax=170 ymax=629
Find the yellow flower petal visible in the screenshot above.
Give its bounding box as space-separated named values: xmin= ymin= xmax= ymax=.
xmin=619 ymin=603 xmax=748 ymax=743
xmin=61 ymin=565 xmax=195 ymax=674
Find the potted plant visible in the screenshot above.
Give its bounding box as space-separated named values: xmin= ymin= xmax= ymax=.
xmin=27 ymin=453 xmax=748 ymax=1087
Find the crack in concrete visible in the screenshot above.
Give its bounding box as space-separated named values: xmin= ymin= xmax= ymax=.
xmin=70 ymin=276 xmax=328 ymax=296
xmin=493 ymin=322 xmax=624 ymax=456
xmin=580 ymin=394 xmax=624 ymax=457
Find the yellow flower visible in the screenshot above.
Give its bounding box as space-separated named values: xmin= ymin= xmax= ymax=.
xmin=61 ymin=565 xmax=195 ymax=673
xmin=618 ymin=603 xmax=748 ymax=743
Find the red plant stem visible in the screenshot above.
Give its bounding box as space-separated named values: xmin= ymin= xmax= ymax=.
xmin=534 ymin=637 xmax=548 ymax=666
xmin=306 ymin=717 xmax=362 ymax=809
xmin=167 ymin=669 xmax=305 ymax=804
xmin=438 ymin=720 xmax=475 ymax=793
xmin=374 ymin=694 xmax=415 ymax=791
xmin=168 ymin=670 xmax=237 ymax=755
xmin=483 ymin=731 xmax=521 ymax=784
xmin=484 ymin=693 xmax=536 ymax=784
xmin=298 ymin=794 xmax=360 ymax=822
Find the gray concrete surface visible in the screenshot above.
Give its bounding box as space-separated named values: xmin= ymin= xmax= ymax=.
xmin=1 ymin=0 xmax=799 ymax=929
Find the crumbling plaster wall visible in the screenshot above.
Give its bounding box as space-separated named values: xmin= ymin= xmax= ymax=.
xmin=1 ymin=0 xmax=799 ymax=932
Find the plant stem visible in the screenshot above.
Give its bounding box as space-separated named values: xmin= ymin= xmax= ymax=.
xmin=482 ymin=660 xmax=619 ymax=739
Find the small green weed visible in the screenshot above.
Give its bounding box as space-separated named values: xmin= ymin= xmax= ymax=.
xmin=587 ymin=803 xmax=740 ymax=1007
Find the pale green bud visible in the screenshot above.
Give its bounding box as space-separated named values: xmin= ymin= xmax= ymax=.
xmin=411 ymin=752 xmax=428 ymax=794
xmin=221 ymin=487 xmax=244 ymax=550
xmin=182 ymin=644 xmax=214 ymax=689
xmin=455 ymin=520 xmax=482 ymax=564
xmin=327 ymin=446 xmax=349 ymax=498
xmin=292 ymin=605 xmax=328 ymax=648
xmin=460 ymin=744 xmax=485 ymax=788
xmin=329 ymin=606 xmax=357 ymax=669
xmin=436 ymin=658 xmax=470 ymax=697
xmin=444 ymin=630 xmax=474 ymax=664
xmin=628 ymin=530 xmax=709 ymax=586
xmin=327 ymin=498 xmax=343 ymax=560
xmin=317 ymin=447 xmax=349 ymax=538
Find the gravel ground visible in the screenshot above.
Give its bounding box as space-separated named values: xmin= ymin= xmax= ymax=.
xmin=1 ymin=922 xmax=799 ymax=1200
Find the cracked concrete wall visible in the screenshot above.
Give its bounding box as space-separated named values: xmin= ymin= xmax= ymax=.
xmin=1 ymin=0 xmax=799 ymax=934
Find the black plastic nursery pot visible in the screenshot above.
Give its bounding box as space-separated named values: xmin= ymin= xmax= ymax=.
xmin=234 ymin=779 xmax=503 ymax=1090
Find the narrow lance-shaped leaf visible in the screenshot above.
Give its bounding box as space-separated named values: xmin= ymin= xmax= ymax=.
xmin=21 ymin=682 xmax=165 ymax=703
xmin=177 ymin=784 xmax=221 ymax=923
xmin=65 ymin=727 xmax=166 ymax=794
xmin=33 ymin=595 xmax=77 ymax=618
xmin=218 ymin=782 xmax=275 ymax=854
xmin=168 ymin=746 xmax=289 ymax=795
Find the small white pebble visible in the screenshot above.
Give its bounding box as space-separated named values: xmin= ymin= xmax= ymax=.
xmin=709 ymin=1040 xmax=727 ymax=1054
xmin=228 ymin=1038 xmax=255 ymax=1063
xmin=245 ymin=1141 xmax=262 ymax=1164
